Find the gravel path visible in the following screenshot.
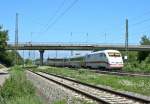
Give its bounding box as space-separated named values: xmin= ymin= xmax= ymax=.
xmin=26 ymin=70 xmax=97 ymax=104
xmin=0 ymin=68 xmax=9 ymax=86
xmin=0 ymin=74 xmax=9 ymax=86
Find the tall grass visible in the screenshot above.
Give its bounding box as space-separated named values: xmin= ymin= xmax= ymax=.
xmin=0 ymin=66 xmax=43 ymax=104
xmin=123 ymin=62 xmax=150 ymax=72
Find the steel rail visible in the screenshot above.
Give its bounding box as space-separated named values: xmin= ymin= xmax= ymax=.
xmin=28 ymin=70 xmax=109 ymax=104
xmin=28 ymin=70 xmax=150 ymax=104
xmin=90 ymin=70 xmax=150 ymax=77
xmin=40 ymin=71 xmax=150 ymax=103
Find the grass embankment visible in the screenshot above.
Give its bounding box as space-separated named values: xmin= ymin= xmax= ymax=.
xmin=32 ymin=66 xmax=150 ymax=96
xmin=0 ymin=66 xmax=43 ymax=104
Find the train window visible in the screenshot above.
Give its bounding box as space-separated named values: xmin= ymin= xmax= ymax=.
xmin=103 ymin=53 xmax=106 ymax=57
xmin=99 ymin=54 xmax=101 ymax=57
xmin=99 ymin=53 xmax=106 ymax=57
xmin=108 ymin=52 xmax=121 ymax=57
xmin=99 ymin=53 xmax=102 ymax=57
xmin=115 ymin=53 xmax=121 ymax=57
xmin=87 ymin=55 xmax=90 ymax=58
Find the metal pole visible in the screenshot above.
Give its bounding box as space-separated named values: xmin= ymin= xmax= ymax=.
xmin=29 ymin=42 xmax=31 ymax=59
xmin=39 ymin=50 xmax=44 ymax=66
xmin=30 ymin=32 xmax=32 ymax=61
xmin=15 ymin=13 xmax=19 ymax=65
xmin=70 ymin=32 xmax=73 ymax=56
xmin=23 ymin=50 xmax=25 ymax=67
xmin=56 ymin=50 xmax=57 ymax=58
xmin=105 ymin=33 xmax=107 ymax=43
xmin=125 ymin=19 xmax=128 ymax=61
xmin=86 ymin=33 xmax=88 ymax=43
xmin=15 ymin=13 xmax=18 ymax=46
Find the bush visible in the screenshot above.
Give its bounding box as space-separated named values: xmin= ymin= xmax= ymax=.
xmin=123 ymin=62 xmax=141 ymax=72
xmin=139 ymin=61 xmax=150 ymax=72
xmin=144 ymin=54 xmax=150 ymax=63
xmin=123 ymin=55 xmax=150 ymax=72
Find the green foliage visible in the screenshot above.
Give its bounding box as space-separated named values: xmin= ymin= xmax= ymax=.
xmin=78 ymin=69 xmax=86 ymax=74
xmin=121 ymin=51 xmax=138 ymax=63
xmin=123 ymin=50 xmax=150 ymax=72
xmin=0 ymin=66 xmax=43 ymax=104
xmin=122 ymin=35 xmax=150 ymax=72
xmin=0 ymin=50 xmax=23 ymax=66
xmin=9 ymin=50 xmax=23 ymax=65
xmin=123 ymin=62 xmax=141 ymax=72
xmin=0 ymin=26 xmax=23 ymax=66
xmin=144 ymin=54 xmax=150 ymax=63
xmin=0 ymin=26 xmax=8 ymax=52
xmin=4 ymin=96 xmax=42 ymax=104
xmin=53 ymin=99 xmax=66 ymax=104
xmin=0 ymin=26 xmax=9 ymax=66
xmin=137 ymin=35 xmax=150 ymax=62
xmin=25 ymin=59 xmax=33 ymax=65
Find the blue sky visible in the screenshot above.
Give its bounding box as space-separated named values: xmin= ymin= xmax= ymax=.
xmin=1 ymin=0 xmax=150 ymax=59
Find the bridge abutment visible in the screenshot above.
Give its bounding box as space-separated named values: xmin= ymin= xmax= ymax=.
xmin=39 ymin=50 xmax=44 ymax=66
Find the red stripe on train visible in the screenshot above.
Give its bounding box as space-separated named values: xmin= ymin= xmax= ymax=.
xmin=85 ymin=61 xmax=109 ymax=64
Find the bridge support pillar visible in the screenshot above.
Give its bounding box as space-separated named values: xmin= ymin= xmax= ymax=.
xmin=39 ymin=50 xmax=44 ymax=66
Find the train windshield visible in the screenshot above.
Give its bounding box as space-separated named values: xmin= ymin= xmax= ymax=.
xmin=108 ymin=52 xmax=121 ymax=57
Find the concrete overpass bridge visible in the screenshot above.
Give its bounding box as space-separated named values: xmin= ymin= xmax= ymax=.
xmin=7 ymin=43 xmax=150 ymax=65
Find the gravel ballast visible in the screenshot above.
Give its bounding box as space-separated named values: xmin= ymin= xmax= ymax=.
xmin=26 ymin=71 xmax=97 ymax=104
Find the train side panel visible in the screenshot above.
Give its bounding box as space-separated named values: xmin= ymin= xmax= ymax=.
xmin=85 ymin=52 xmax=108 ymax=69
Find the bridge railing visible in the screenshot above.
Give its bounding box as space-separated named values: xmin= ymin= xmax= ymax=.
xmin=7 ymin=42 xmax=140 ymax=46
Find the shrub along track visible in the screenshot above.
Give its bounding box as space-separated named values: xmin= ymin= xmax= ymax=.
xmin=28 ymin=70 xmax=150 ymax=104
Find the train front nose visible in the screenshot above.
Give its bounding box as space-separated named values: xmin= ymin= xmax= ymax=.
xmin=109 ymin=62 xmax=123 ymax=68
xmin=108 ymin=59 xmax=124 ymax=69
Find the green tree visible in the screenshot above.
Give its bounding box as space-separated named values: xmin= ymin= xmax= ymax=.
xmin=137 ymin=35 xmax=150 ymax=62
xmin=0 ymin=26 xmax=23 ymax=66
xmin=0 ymin=26 xmax=8 ymax=52
xmin=144 ymin=54 xmax=150 ymax=64
xmin=0 ymin=26 xmax=9 ymax=65
xmin=6 ymin=50 xmax=23 ymax=65
xmin=0 ymin=26 xmax=8 ymax=53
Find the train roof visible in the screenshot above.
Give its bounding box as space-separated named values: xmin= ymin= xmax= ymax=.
xmin=87 ymin=50 xmax=120 ymax=55
xmin=68 ymin=50 xmax=120 ymax=59
xmin=69 ymin=55 xmax=85 ymax=59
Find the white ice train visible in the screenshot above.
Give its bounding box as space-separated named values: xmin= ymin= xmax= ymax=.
xmin=47 ymin=50 xmax=124 ymax=69
xmin=86 ymin=50 xmax=124 ymax=69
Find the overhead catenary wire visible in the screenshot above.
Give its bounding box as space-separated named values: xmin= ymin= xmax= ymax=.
xmin=129 ymin=10 xmax=150 ymax=21
xmin=43 ymin=0 xmax=79 ymax=34
xmin=44 ymin=0 xmax=67 ymax=29
xmin=131 ymin=18 xmax=150 ymax=27
xmin=123 ymin=10 xmax=150 ymax=29
xmin=112 ymin=10 xmax=150 ymax=32
xmin=128 ymin=15 xmax=150 ymax=42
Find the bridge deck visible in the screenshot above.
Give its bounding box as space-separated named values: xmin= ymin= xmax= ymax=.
xmin=7 ymin=43 xmax=150 ymax=51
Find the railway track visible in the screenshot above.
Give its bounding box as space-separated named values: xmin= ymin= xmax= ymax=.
xmin=44 ymin=66 xmax=150 ymax=77
xmin=91 ymin=70 xmax=150 ymax=77
xmin=28 ymin=70 xmax=150 ymax=104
